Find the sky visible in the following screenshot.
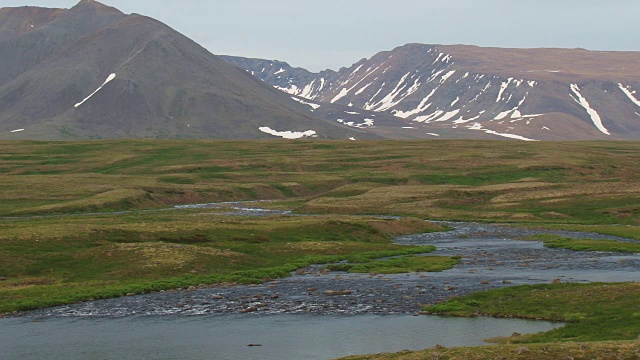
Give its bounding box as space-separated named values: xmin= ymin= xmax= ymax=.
xmin=3 ymin=0 xmax=640 ymax=72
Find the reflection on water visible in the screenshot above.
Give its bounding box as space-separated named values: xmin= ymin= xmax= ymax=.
xmin=1 ymin=314 xmax=561 ymax=360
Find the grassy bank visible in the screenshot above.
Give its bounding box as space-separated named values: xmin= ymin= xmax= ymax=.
xmin=324 ymin=256 xmax=460 ymax=274
xmin=343 ymin=283 xmax=640 ymax=359
xmin=422 ymin=283 xmax=640 ymax=343
xmin=341 ymin=341 xmax=640 ymax=360
xmin=525 ymin=234 xmax=640 ymax=253
xmin=516 ymin=223 xmax=640 ymax=241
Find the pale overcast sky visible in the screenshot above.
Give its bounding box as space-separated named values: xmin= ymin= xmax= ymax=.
xmin=3 ymin=0 xmax=639 ymax=71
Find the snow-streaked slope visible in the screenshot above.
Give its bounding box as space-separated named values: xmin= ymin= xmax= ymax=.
xmin=224 ymin=43 xmax=640 ymax=140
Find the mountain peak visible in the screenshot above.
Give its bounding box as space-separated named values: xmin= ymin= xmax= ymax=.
xmin=75 ymin=0 xmax=104 ymax=6
xmin=72 ymin=0 xmax=123 ymax=14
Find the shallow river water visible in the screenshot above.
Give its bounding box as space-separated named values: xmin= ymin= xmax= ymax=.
xmin=0 ymin=314 xmax=561 ymax=360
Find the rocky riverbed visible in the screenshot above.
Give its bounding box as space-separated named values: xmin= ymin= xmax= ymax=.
xmin=18 ymin=222 xmax=640 ymax=319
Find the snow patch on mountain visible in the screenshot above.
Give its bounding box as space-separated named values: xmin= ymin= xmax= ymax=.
xmin=355 ymin=82 xmax=372 ymax=95
xmin=331 ymin=88 xmax=350 ymax=103
xmin=393 ymin=87 xmax=438 ymax=119
xmin=291 ymin=97 xmax=321 ymax=110
xmin=570 ymin=84 xmax=610 ymax=135
xmin=275 ymin=84 xmax=299 ymax=95
xmin=619 ymin=84 xmax=640 ymax=107
xmin=274 ymin=77 xmax=327 ymax=100
xmin=440 ymin=70 xmax=456 ymax=84
xmin=494 ymin=110 xmax=512 ymax=120
xmin=492 ymin=94 xmax=533 ymax=120
xmin=467 ymin=122 xmax=537 ymax=141
xmin=414 ymin=110 xmax=444 ymax=123
xmin=331 ymin=64 xmax=384 ymax=104
xmin=337 ymin=118 xmax=374 ymax=128
xmin=435 ymin=109 xmax=461 ymax=122
xmin=453 ymin=111 xmax=485 ymax=124
xmin=362 ymin=119 xmax=374 ymax=127
xmin=363 ymin=72 xmax=424 ymax=112
xmin=299 ymin=80 xmax=320 ymax=99
xmin=426 ymin=69 xmax=445 ymax=84
xmin=496 ymin=78 xmax=513 ymax=102
xmin=350 ymin=65 xmax=364 ymax=77
xmin=74 ymin=73 xmax=116 ymax=108
xmin=259 ymin=127 xmax=317 ymax=139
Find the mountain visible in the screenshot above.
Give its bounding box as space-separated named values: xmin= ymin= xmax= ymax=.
xmin=223 ymin=44 xmax=640 ymax=140
xmin=0 ymin=0 xmax=375 ymax=140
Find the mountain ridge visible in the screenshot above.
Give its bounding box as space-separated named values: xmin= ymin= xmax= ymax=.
xmin=3 ymin=0 xmax=638 ymax=141
xmin=223 ymin=43 xmax=640 ymax=140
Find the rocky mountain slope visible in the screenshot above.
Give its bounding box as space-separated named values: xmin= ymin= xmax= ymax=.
xmin=0 ymin=0 xmax=373 ymax=140
xmin=223 ymin=44 xmax=640 ymax=140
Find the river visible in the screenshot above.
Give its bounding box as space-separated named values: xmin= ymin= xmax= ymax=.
xmin=0 ymin=314 xmax=561 ymax=360
xmin=2 ymin=205 xmax=639 ymax=359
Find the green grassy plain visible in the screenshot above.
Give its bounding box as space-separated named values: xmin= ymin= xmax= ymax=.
xmin=2 ymin=140 xmax=640 ymax=357
xmin=1 ymin=140 xmax=640 ymax=225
